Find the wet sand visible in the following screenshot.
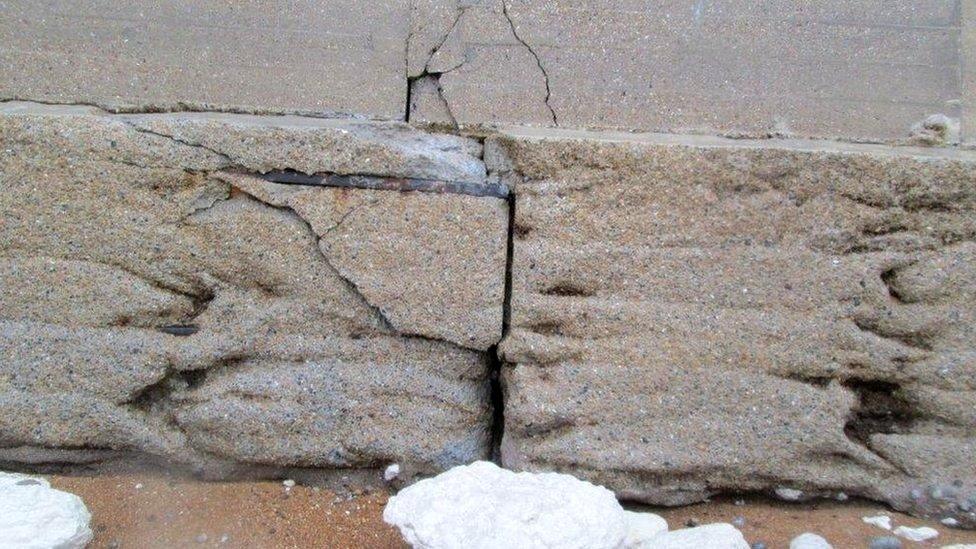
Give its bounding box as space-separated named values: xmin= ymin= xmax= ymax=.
xmin=47 ymin=472 xmax=976 ymax=548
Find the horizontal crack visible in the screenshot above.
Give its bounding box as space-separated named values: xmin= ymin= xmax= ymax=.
xmin=248 ymin=169 xmax=509 ymax=199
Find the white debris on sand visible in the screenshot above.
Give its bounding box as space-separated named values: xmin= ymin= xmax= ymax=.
xmin=638 ymin=523 xmax=749 ymax=549
xmin=383 ymin=461 xmax=750 ymax=549
xmin=383 ymin=461 xmax=628 ymax=549
xmin=863 ymin=515 xmax=893 ymax=530
xmin=282 ymin=479 xmax=296 ymax=488
xmin=0 ymin=472 xmax=92 ymax=549
xmin=775 ymin=487 xmax=804 ymax=501
xmin=941 ymin=545 xmax=976 ymax=549
xmin=941 ymin=517 xmax=959 ymax=527
xmin=790 ymin=532 xmax=833 ymax=549
xmin=893 ymin=525 xmax=939 ymax=542
xmin=621 ymin=511 xmax=668 ymax=547
xmin=384 ymin=463 xmax=401 ymax=482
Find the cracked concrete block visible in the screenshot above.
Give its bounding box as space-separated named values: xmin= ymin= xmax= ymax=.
xmin=489 ymin=128 xmax=976 ymax=526
xmin=408 ymin=0 xmax=556 ymax=126
xmin=0 ymin=0 xmax=408 ymax=118
xmin=224 ymin=174 xmax=507 ymax=350
xmin=411 ymin=0 xmax=966 ymax=141
xmin=0 ymin=106 xmax=506 ymax=477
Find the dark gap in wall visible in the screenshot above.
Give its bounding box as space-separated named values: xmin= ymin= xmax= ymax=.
xmin=248 ymin=169 xmax=509 ymax=199
xmin=842 ymin=378 xmax=917 ymax=446
xmin=405 ymin=74 xmax=416 ymax=122
xmin=489 ymin=191 xmax=517 ymax=463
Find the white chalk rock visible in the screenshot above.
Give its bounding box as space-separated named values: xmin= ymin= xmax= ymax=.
xmin=641 ymin=523 xmax=750 ymax=549
xmin=0 ymin=472 xmax=93 ymax=549
xmin=893 ymin=525 xmax=938 ymax=542
xmin=383 ymin=461 xmax=628 ymax=549
xmin=863 ymin=515 xmax=893 ymax=530
xmin=790 ymin=533 xmax=833 ymax=549
xmin=775 ymin=487 xmax=804 ymax=501
xmin=622 ymin=510 xmax=669 ymax=547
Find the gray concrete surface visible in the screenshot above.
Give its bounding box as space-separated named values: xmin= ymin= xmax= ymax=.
xmin=2 ymin=0 xmax=971 ymax=142
xmin=410 ymin=0 xmax=969 ymax=141
xmin=964 ymin=0 xmax=975 ymax=144
xmin=0 ymin=0 xmax=408 ymax=117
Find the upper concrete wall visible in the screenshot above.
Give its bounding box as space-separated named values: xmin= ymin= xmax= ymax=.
xmin=0 ymin=0 xmax=409 ymax=118
xmin=1 ymin=0 xmax=972 ymax=143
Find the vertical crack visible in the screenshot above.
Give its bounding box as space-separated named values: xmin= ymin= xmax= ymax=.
xmin=502 ymin=0 xmax=558 ymax=126
xmin=489 ymin=190 xmax=516 ymax=463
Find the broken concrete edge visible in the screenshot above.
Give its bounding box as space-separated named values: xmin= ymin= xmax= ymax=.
xmin=0 ymin=100 xmax=489 ymax=188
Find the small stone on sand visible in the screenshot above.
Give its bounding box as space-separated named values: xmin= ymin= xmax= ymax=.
xmin=790 ymin=533 xmax=832 ymax=549
xmin=893 ymin=525 xmax=938 ymax=542
xmin=862 ymin=515 xmax=892 ymax=531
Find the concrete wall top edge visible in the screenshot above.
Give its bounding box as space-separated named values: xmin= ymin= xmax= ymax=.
xmin=493 ymin=125 xmax=976 ymax=163
xmin=3 ymin=1 xmax=970 ymax=143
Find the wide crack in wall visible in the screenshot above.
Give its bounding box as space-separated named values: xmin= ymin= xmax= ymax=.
xmin=1 ymin=103 xmax=975 ymax=526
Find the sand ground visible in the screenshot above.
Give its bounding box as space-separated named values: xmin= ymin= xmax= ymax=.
xmin=46 ymin=472 xmax=976 ymax=548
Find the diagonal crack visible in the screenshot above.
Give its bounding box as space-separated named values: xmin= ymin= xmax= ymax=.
xmin=223 ymin=180 xmax=398 ymax=334
xmin=502 ymin=0 xmax=558 ymax=126
xmin=423 ymin=7 xmax=467 ymax=76
xmin=119 ymin=119 xmax=235 ymax=166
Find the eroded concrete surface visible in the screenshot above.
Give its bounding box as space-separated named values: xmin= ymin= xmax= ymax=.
xmin=0 ymin=104 xmax=507 ymax=479
xmin=489 ymin=127 xmax=976 ymax=527
xmin=2 ymin=1 xmax=972 ymax=143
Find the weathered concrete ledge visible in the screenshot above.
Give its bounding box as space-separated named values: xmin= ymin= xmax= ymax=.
xmin=1 ymin=107 xmax=975 ymax=526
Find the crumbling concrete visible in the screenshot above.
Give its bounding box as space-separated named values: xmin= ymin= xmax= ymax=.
xmin=0 ymin=103 xmax=507 ymax=478
xmin=488 ymin=127 xmax=976 ymax=527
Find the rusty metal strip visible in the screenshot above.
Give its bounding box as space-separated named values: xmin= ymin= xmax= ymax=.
xmin=251 ymin=170 xmax=509 ymax=199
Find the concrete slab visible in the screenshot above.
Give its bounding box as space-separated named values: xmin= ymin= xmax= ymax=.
xmin=0 ymin=0 xmax=409 ymax=118
xmin=411 ymin=0 xmax=967 ymax=141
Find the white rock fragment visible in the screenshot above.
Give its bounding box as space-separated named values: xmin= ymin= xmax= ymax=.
xmin=282 ymin=479 xmax=296 ymax=488
xmin=863 ymin=515 xmax=893 ymax=531
xmin=941 ymin=545 xmax=976 ymax=548
xmin=790 ymin=533 xmax=833 ymax=549
xmin=622 ymin=510 xmax=668 ymax=547
xmin=384 ymin=461 xmax=629 ymax=549
xmin=893 ymin=525 xmax=938 ymax=542
xmin=640 ymin=523 xmax=749 ymax=549
xmin=940 ymin=517 xmax=959 ymax=527
xmin=384 ymin=463 xmax=401 ymax=482
xmin=775 ymin=487 xmax=804 ymax=501
xmin=0 ymin=472 xmax=93 ymax=549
